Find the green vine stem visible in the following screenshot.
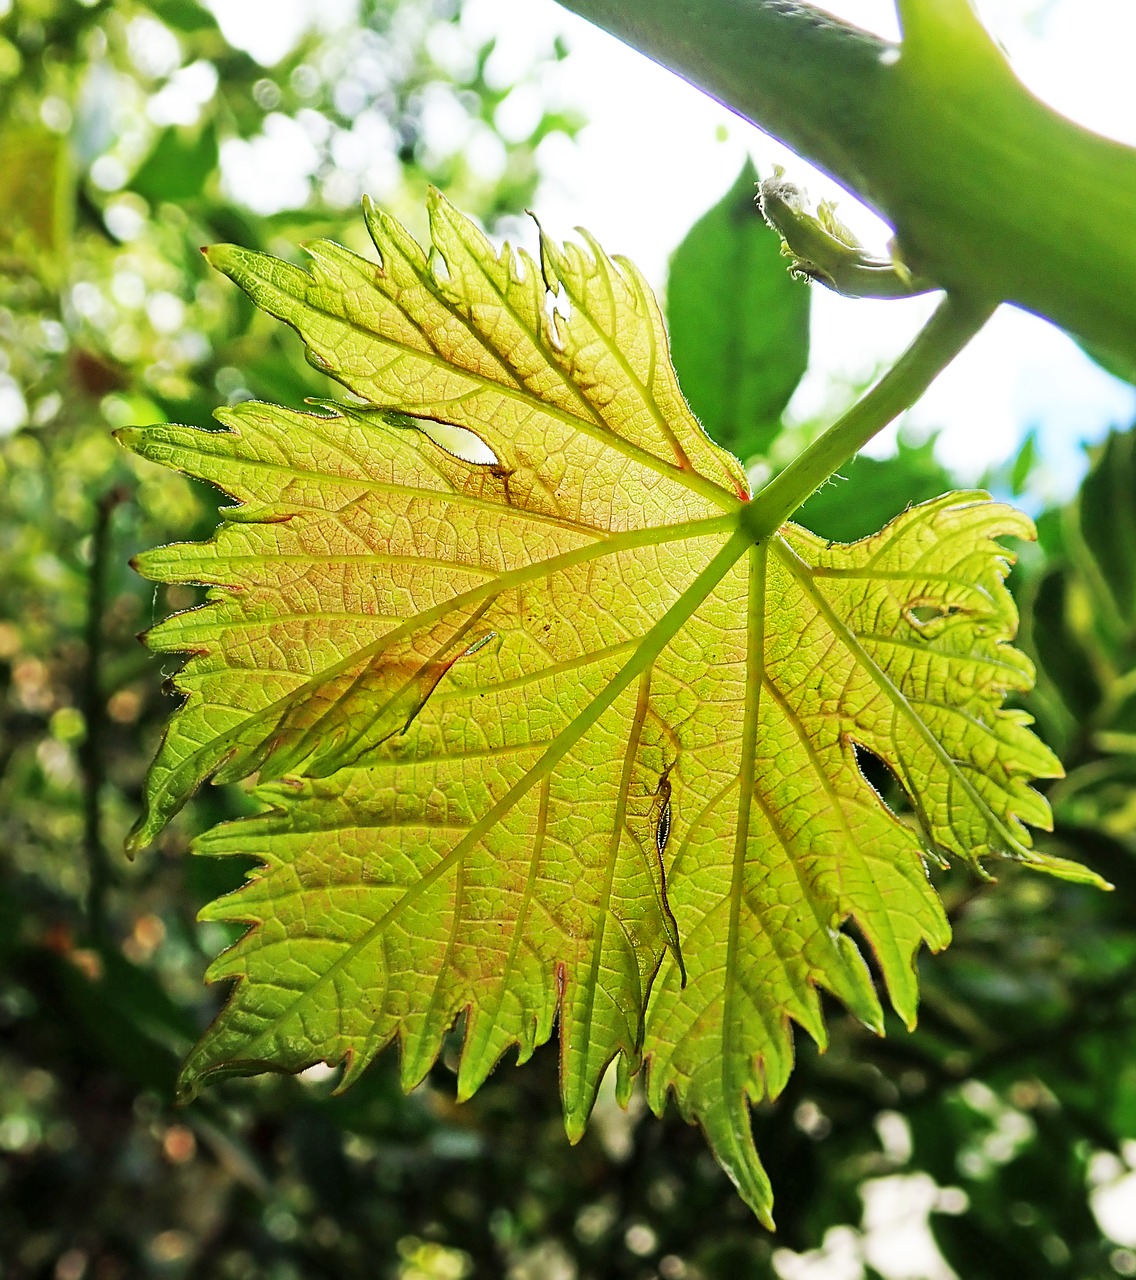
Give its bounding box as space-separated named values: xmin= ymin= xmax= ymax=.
xmin=741 ymin=293 xmax=996 ymax=543
xmin=553 ymin=0 xmax=1136 ymax=370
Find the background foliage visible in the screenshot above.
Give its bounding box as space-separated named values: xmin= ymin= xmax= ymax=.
xmin=2 ymin=2 xmax=1136 ymax=1278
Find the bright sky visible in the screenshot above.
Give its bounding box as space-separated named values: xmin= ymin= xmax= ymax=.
xmin=208 ymin=0 xmax=1136 ymax=493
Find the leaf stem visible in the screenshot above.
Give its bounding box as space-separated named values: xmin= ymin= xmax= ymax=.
xmin=741 ymin=293 xmax=994 ymax=542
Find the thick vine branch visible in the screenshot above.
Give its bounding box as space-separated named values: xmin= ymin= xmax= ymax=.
xmin=551 ymin=0 xmax=892 ymax=203
xmin=553 ymin=0 xmax=1136 ymax=367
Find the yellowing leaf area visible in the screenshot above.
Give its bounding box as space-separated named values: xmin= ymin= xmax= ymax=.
xmin=120 ymin=190 xmax=1100 ymax=1224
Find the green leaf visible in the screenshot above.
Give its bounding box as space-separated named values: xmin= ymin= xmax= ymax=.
xmin=1009 ymin=429 xmax=1040 ymax=497
xmin=121 ymin=191 xmax=1097 ymax=1226
xmin=0 ymin=124 xmax=71 ymax=278
xmin=1023 ymin=426 xmax=1136 ymax=836
xmin=141 ymin=0 xmax=220 ymax=33
xmin=131 ymin=123 xmax=219 ymax=205
xmin=1079 ymin=338 xmax=1136 ymax=386
xmin=797 ymin=432 xmax=954 ymax=544
xmin=667 ymin=159 xmax=809 ymax=460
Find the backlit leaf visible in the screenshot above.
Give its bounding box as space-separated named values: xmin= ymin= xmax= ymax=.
xmin=120 ymin=190 xmax=1099 ymax=1225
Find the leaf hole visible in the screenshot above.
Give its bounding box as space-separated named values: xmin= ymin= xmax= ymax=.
xmin=544 ymin=290 xmax=572 ymax=352
xmin=904 ymin=602 xmax=963 ymax=628
xmin=853 ymin=742 xmax=912 ymax=817
xmin=427 ymin=247 xmax=451 ymax=283
xmin=417 ymin=420 xmax=498 ymax=466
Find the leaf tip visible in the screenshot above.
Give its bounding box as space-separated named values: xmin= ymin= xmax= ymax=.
xmin=563 ymin=1107 xmax=588 ymax=1146
xmin=614 ymin=1052 xmax=637 ymax=1109
xmin=202 ymin=242 xmax=237 ymax=275
xmin=1023 ymin=849 xmax=1113 ymax=889
xmin=720 ymin=1146 xmax=776 ymax=1230
xmin=336 ymin=1049 xmax=367 ymax=1092
xmin=124 ymin=813 xmax=156 ymax=858
xmin=174 ymin=1064 xmax=203 ymax=1105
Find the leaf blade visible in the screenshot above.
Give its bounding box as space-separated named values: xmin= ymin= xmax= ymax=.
xmin=122 ymin=194 xmax=1094 ymax=1226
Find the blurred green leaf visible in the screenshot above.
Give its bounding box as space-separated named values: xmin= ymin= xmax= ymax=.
xmin=1080 ymin=337 xmax=1136 ymax=386
xmin=666 ymin=158 xmax=809 ymax=459
xmin=1077 ymin=429 xmax=1136 ymax=634
xmin=130 ymin=123 xmax=219 ymax=204
xmin=141 ymin=0 xmax=220 ymax=32
xmin=796 ymin=431 xmax=954 ymax=543
xmin=1010 ymin=429 xmax=1040 ymax=496
xmin=0 ymin=124 xmax=71 ymax=278
xmin=20 ymin=947 xmax=191 ymax=1095
xmin=1022 ymin=425 xmax=1136 ymax=832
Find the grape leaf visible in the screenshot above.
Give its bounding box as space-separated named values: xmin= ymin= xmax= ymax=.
xmin=119 ymin=190 xmax=1101 ymax=1225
